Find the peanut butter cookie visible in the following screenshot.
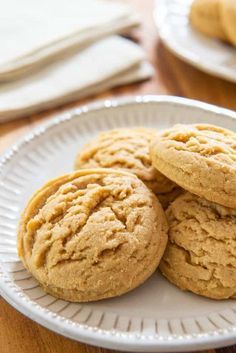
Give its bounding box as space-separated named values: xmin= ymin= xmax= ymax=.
xmin=18 ymin=169 xmax=168 ymax=302
xmin=160 ymin=192 xmax=236 ymax=300
xmin=190 ymin=0 xmax=227 ymax=42
xmin=150 ymin=124 xmax=236 ymax=208
xmin=220 ymin=0 xmax=236 ymax=45
xmin=74 ymin=128 xmax=176 ymax=196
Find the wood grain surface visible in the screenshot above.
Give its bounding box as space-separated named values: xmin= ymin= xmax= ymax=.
xmin=0 ymin=1 xmax=235 ymax=352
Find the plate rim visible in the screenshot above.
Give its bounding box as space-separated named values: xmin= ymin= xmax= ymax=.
xmin=153 ymin=0 xmax=236 ymax=83
xmin=1 ymin=94 xmax=236 ymax=171
xmin=0 ymin=95 xmax=236 ymax=352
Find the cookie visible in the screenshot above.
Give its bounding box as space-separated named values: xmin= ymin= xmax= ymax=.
xmin=160 ymin=192 xmax=236 ymax=300
xmin=190 ymin=0 xmax=227 ymax=41
xmin=150 ymin=124 xmax=236 ymax=209
xmin=220 ymin=0 xmax=236 ymax=45
xmin=18 ymin=169 xmax=168 ymax=302
xmin=74 ymin=128 xmax=176 ymax=195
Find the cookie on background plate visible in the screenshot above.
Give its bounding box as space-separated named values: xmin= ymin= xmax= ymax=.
xmin=190 ymin=0 xmax=227 ymax=42
xmin=220 ymin=0 xmax=236 ymax=45
xmin=150 ymin=123 xmax=236 ymax=209
xmin=18 ymin=169 xmax=168 ymax=302
xmin=160 ymin=192 xmax=236 ymax=300
xmin=74 ymin=128 xmax=177 ymax=196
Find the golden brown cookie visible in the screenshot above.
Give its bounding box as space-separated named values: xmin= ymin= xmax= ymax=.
xmin=150 ymin=124 xmax=236 ymax=209
xmin=220 ymin=0 xmax=236 ymax=45
xmin=74 ymin=128 xmax=176 ymax=195
xmin=160 ymin=192 xmax=236 ymax=300
xmin=190 ymin=0 xmax=227 ymax=41
xmin=18 ymin=169 xmax=168 ymax=302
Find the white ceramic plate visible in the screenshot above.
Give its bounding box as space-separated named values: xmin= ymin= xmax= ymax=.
xmin=0 ymin=96 xmax=236 ymax=352
xmin=154 ymin=0 xmax=236 ymax=82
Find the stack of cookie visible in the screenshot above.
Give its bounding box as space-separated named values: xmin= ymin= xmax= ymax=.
xmin=18 ymin=123 xmax=236 ymax=302
xmin=150 ymin=123 xmax=236 ymax=300
xmin=190 ymin=0 xmax=236 ymax=45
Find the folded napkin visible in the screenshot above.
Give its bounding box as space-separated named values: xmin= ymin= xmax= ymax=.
xmin=0 ymin=36 xmax=153 ymax=122
xmin=0 ymin=0 xmax=139 ymax=81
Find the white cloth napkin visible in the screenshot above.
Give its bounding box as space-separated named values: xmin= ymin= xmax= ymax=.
xmin=0 ymin=36 xmax=153 ymax=122
xmin=0 ymin=0 xmax=139 ymax=81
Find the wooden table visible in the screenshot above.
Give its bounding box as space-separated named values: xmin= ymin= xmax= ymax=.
xmin=0 ymin=1 xmax=236 ymax=352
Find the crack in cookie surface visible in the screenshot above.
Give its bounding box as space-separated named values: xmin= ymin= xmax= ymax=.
xmin=75 ymin=128 xmax=176 ymax=194
xmin=150 ymin=124 xmax=236 ymax=208
xmin=161 ymin=124 xmax=236 ymax=165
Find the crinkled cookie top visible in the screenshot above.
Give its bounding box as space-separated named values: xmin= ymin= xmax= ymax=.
xmin=160 ymin=124 xmax=236 ymax=166
xmin=161 ymin=192 xmax=236 ymax=299
xmin=150 ymin=124 xmax=236 ymax=208
xmin=18 ymin=169 xmax=167 ymax=301
xmin=75 ymin=128 xmax=176 ymax=194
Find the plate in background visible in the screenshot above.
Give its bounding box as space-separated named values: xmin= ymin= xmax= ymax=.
xmin=0 ymin=96 xmax=236 ymax=352
xmin=154 ymin=0 xmax=236 ymax=82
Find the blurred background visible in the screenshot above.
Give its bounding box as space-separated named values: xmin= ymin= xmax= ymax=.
xmin=1 ymin=0 xmax=236 ymax=147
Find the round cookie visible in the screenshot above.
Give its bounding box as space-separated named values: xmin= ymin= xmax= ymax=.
xmin=74 ymin=128 xmax=176 ymax=195
xmin=18 ymin=169 xmax=168 ymax=302
xmin=190 ymin=0 xmax=227 ymax=42
xmin=160 ymin=192 xmax=236 ymax=300
xmin=220 ymin=0 xmax=236 ymax=45
xmin=150 ymin=124 xmax=236 ymax=209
